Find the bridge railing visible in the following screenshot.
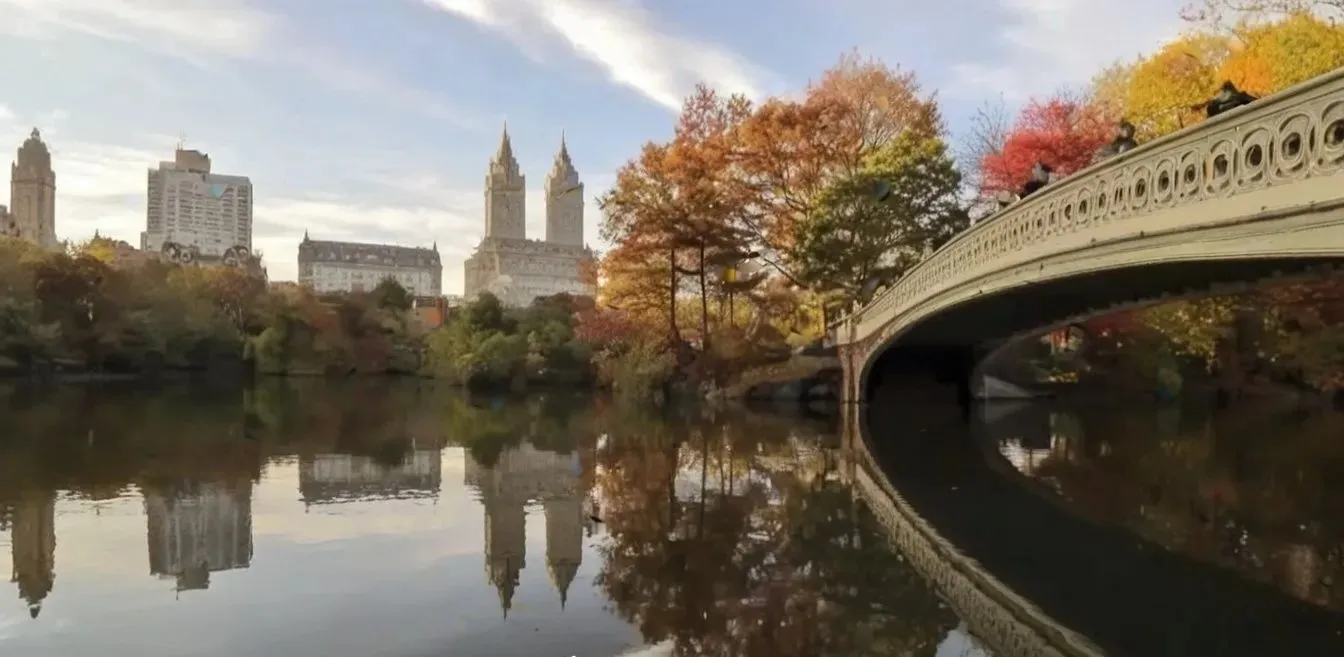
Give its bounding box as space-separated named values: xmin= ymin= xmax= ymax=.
xmin=830 ymin=68 xmax=1344 ymax=346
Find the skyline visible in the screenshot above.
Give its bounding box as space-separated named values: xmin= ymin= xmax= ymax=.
xmin=0 ymin=0 xmax=1192 ymax=291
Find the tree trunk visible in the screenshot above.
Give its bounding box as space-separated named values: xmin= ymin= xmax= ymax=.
xmin=667 ymin=246 xmax=679 ymax=344
xmin=698 ymin=242 xmax=710 ymax=354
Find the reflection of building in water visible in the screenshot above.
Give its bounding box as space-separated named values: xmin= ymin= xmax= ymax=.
xmin=998 ymin=434 xmax=1072 ymax=476
xmin=998 ymin=413 xmax=1080 ymax=476
xmin=144 ymin=481 xmax=253 ymax=592
xmin=8 ymin=491 xmax=56 ymax=618
xmin=465 ymin=444 xmax=587 ymax=615
xmin=298 ymin=444 xmax=442 ymax=505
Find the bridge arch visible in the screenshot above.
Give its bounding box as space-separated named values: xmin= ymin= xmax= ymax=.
xmin=835 ymin=68 xmax=1344 ymax=405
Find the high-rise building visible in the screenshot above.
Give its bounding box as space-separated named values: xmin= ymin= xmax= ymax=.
xmin=6 ymin=128 xmax=58 ymax=249
xmin=463 ymin=127 xmax=593 ymax=307
xmin=297 ymin=234 xmax=443 ymax=297
xmin=142 ymin=148 xmax=253 ymax=266
xmin=144 ymin=480 xmax=253 ymax=592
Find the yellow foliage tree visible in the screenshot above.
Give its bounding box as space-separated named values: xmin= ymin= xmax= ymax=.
xmin=1220 ymin=12 xmax=1344 ymax=94
xmin=1116 ymin=33 xmax=1234 ymax=139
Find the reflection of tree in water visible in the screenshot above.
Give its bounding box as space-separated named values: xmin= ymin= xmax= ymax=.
xmin=593 ymin=406 xmax=958 ymax=656
xmin=1016 ymin=403 xmax=1344 ymax=610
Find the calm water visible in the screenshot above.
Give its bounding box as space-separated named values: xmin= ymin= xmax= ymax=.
xmin=4 ymin=381 xmax=1343 ymax=656
xmin=0 ymin=380 xmax=981 ymax=657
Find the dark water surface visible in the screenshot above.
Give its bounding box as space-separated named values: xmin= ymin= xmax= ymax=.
xmin=0 ymin=380 xmax=981 ymax=657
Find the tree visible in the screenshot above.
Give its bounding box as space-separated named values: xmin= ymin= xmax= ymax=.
xmin=1181 ymin=0 xmax=1344 ymax=28
xmin=957 ymin=96 xmax=1013 ymax=207
xmin=1112 ymin=33 xmax=1233 ymax=139
xmin=979 ymin=94 xmax=1114 ymax=195
xmin=734 ymin=95 xmax=851 ymax=278
xmin=464 ymin=292 xmax=507 ymax=333
xmin=735 ymin=53 xmax=943 ymax=285
xmin=205 ymin=266 xmax=268 ymax=334
xmin=371 ymin=277 xmax=413 ymax=312
xmin=806 ymin=50 xmax=944 ymax=171
xmin=795 ymin=132 xmax=966 ymax=305
xmin=663 ymin=85 xmax=755 ymax=352
xmin=1220 ymin=12 xmax=1344 ymax=94
xmin=600 ymin=142 xmax=686 ymax=343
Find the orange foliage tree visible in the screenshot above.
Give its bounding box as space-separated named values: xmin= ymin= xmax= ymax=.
xmin=735 ymin=52 xmax=943 ymax=282
xmin=977 ymin=95 xmax=1114 ymax=196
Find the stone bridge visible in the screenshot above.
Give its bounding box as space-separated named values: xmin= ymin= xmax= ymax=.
xmin=830 ymin=68 xmax=1344 ymax=405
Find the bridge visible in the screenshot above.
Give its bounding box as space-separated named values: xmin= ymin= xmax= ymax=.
xmin=830 ymin=68 xmax=1344 ymax=406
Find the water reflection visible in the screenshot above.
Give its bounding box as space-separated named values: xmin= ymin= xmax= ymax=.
xmin=980 ymin=401 xmax=1344 ymax=612
xmin=0 ymin=381 xmax=975 ymax=657
xmin=143 ymin=480 xmax=252 ymax=593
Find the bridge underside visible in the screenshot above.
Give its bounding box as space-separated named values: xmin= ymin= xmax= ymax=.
xmin=858 ymin=256 xmax=1344 ymax=406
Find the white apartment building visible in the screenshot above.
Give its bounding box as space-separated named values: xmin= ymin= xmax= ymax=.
xmin=142 ymin=148 xmax=253 ymax=265
xmin=297 ymin=233 xmax=443 ymax=297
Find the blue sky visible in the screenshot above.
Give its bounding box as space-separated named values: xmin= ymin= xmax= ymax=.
xmin=0 ymin=0 xmax=1189 ymax=292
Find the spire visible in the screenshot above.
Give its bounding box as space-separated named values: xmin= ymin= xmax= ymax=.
xmin=29 ymin=127 xmax=40 ymax=140
xmin=303 ymin=229 xmax=309 ymax=242
xmin=548 ymin=133 xmax=578 ymax=184
xmin=494 ymin=121 xmax=514 ymax=164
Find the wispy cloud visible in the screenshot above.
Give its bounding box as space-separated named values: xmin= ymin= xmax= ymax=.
xmin=421 ymin=0 xmax=777 ymax=110
xmin=947 ymin=0 xmax=1187 ymax=102
xmin=0 ymin=0 xmax=276 ymax=57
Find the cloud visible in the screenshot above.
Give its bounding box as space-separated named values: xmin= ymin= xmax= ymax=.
xmin=0 ymin=0 xmax=276 ymax=59
xmin=947 ymin=0 xmax=1188 ymax=102
xmin=421 ymin=0 xmax=777 ymax=110
xmin=0 ymin=0 xmax=486 ymax=129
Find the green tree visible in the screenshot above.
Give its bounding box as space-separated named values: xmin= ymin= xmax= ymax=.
xmin=371 ymin=277 xmax=413 ymax=312
xmin=794 ymin=132 xmax=966 ymax=306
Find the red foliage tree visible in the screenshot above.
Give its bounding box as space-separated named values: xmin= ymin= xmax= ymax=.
xmin=979 ymin=96 xmax=1114 ymax=195
xmin=573 ymin=307 xmax=642 ymax=348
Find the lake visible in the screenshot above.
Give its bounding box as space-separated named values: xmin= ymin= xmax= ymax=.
xmin=0 ymin=380 xmax=978 ymax=657
xmin=2 ymin=380 xmax=1343 ymax=656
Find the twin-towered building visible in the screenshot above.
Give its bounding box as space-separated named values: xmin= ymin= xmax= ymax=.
xmin=463 ymin=128 xmax=594 ymax=307
xmin=299 ymin=127 xmax=593 ymax=305
xmin=465 ymin=442 xmax=590 ymax=614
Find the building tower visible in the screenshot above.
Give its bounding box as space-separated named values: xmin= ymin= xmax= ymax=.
xmin=544 ymin=134 xmax=583 ymax=247
xmin=485 ymin=124 xmax=526 ymax=240
xmin=9 ymin=490 xmax=57 ymax=618
xmin=10 ymin=128 xmax=57 ymax=249
xmin=544 ymin=494 xmax=583 ymax=609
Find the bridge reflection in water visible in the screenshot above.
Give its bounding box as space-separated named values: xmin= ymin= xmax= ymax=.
xmin=846 ymin=396 xmax=1344 ymax=657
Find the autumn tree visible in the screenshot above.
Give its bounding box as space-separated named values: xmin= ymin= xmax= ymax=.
xmin=664 ymin=86 xmax=756 ymax=352
xmin=1220 ymin=12 xmax=1344 ymax=95
xmin=735 ymin=52 xmax=944 ymax=286
xmin=1102 ymin=33 xmax=1233 ymax=139
xmin=795 ymin=132 xmax=966 ymax=307
xmin=979 ymin=95 xmax=1115 ymax=195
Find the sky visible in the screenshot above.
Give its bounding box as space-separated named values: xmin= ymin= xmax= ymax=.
xmin=0 ymin=0 xmax=1192 ymax=293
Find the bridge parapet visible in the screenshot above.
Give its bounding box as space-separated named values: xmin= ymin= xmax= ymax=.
xmin=832 ymin=69 xmax=1344 ymax=346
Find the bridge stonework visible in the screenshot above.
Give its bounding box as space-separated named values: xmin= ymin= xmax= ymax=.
xmin=833 ymin=69 xmax=1344 ymax=404
xmin=840 ymin=417 xmax=1103 ymax=657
